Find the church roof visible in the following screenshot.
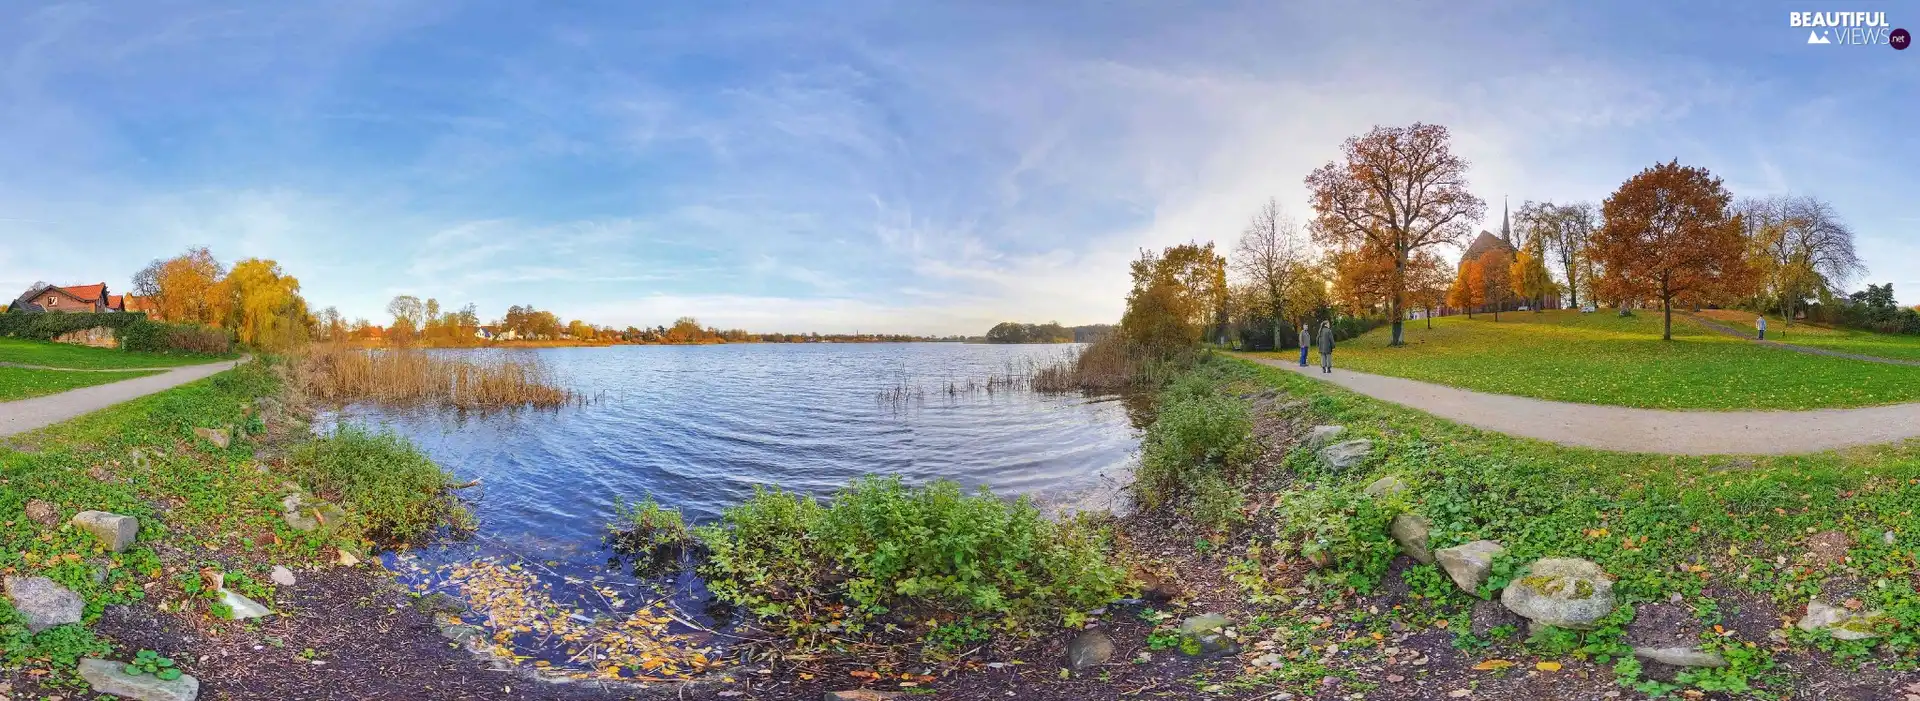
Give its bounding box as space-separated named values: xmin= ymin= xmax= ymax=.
xmin=1461 ymin=231 xmax=1516 ymax=265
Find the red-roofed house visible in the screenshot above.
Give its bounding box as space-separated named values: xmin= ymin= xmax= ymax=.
xmin=9 ymin=282 xmax=116 ymax=313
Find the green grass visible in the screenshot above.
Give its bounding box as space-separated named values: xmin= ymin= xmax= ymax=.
xmin=1166 ymin=354 xmax=1920 ymax=696
xmin=0 ymin=337 xmax=231 ymax=370
xmin=1252 ymin=309 xmax=1920 ymax=409
xmin=0 ymin=367 xmax=162 ymax=401
xmin=1695 ymin=309 xmax=1920 ymax=363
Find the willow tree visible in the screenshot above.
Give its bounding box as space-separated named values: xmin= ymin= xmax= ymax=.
xmin=1305 ymin=124 xmax=1485 ymax=345
xmin=1593 ymin=160 xmax=1747 ymax=340
xmin=1509 ymin=244 xmax=1555 ymax=312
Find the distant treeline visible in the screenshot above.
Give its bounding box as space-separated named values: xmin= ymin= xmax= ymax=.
xmin=982 ymin=322 xmax=1114 ymax=344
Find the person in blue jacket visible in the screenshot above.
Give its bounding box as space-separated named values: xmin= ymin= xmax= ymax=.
xmin=1297 ymin=322 xmax=1310 ymax=366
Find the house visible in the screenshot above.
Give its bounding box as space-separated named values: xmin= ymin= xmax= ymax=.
xmin=1454 ymin=202 xmax=1561 ymax=315
xmin=9 ymin=282 xmax=115 ymax=313
xmin=473 ymin=326 xmax=495 ymax=341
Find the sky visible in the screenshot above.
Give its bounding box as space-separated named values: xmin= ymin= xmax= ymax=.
xmin=1 ymin=1 xmax=1915 ymax=335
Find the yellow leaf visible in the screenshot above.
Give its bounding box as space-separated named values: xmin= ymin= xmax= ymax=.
xmin=1535 ymin=661 xmax=1562 ymax=671
xmin=1472 ymin=659 xmax=1514 ymax=671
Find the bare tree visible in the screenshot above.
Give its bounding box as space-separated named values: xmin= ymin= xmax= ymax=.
xmin=1517 ymin=201 xmax=1598 ymax=309
xmin=1738 ymin=194 xmax=1864 ymax=329
xmin=1306 ymin=123 xmax=1486 ymax=346
xmin=1232 ymin=198 xmax=1308 ymax=349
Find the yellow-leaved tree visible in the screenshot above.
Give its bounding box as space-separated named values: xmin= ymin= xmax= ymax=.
xmin=225 ymin=258 xmax=312 ymax=351
xmin=1509 ymin=244 xmax=1556 ymax=313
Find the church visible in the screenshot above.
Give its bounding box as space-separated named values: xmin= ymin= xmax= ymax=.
xmin=1447 ymin=200 xmax=1561 ymax=316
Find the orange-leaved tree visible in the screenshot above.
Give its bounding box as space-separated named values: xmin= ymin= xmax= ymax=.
xmin=1509 ymin=243 xmax=1555 ymax=313
xmin=1305 ymin=123 xmax=1486 ymax=346
xmin=1593 ymin=160 xmax=1748 ymax=340
xmin=1405 ymin=250 xmax=1451 ymax=329
xmin=1447 ymin=258 xmax=1485 ymax=319
xmin=1477 ymin=251 xmax=1513 ymax=321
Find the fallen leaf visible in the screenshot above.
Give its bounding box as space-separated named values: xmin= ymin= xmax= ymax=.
xmin=1471 ymin=659 xmax=1513 ymax=671
xmin=1535 ymin=661 xmax=1562 ymax=672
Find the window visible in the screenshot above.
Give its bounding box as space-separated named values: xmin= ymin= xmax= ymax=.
xmin=47 ymin=296 xmax=57 ymax=306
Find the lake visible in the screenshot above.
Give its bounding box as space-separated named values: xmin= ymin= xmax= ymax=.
xmin=322 ymin=342 xmax=1141 ymax=674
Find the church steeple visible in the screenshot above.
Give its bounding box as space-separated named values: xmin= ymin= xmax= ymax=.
xmin=1500 ymin=196 xmax=1510 ymax=245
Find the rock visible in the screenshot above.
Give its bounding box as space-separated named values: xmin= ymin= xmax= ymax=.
xmin=4 ymin=576 xmax=84 ymax=632
xmin=218 ymin=588 xmax=272 ymax=620
xmin=71 ymin=510 xmax=139 ymax=552
xmin=193 ymin=426 xmax=230 ymax=449
xmin=1435 ymin=540 xmax=1504 ymax=595
xmin=24 ymin=499 xmax=60 ymax=527
xmin=439 ymin=624 xmax=483 ymax=645
xmin=1065 ymin=629 xmax=1114 ymax=671
xmin=1632 ymin=645 xmax=1728 ymax=668
xmin=1500 ymin=558 xmax=1617 ymax=630
xmin=414 ymin=592 xmax=469 ymax=616
xmin=824 ymin=692 xmax=903 ymax=701
xmin=336 ymin=548 xmax=362 ymax=567
xmin=1796 ymin=599 xmax=1886 ymax=641
xmin=269 ymin=566 xmax=296 ymax=586
xmin=78 ymin=658 xmax=200 ymax=701
xmin=1317 ymin=439 xmax=1373 ymax=471
xmin=1389 ymin=513 xmax=1433 ymax=564
xmin=1304 ymin=425 xmax=1345 ymax=450
xmin=1364 ymin=475 xmax=1407 ymax=498
xmin=281 ymin=493 xmax=346 ymax=532
xmin=1801 ymin=530 xmax=1852 ymax=567
xmin=1470 ymin=598 xmax=1526 ymax=638
xmin=1177 ymin=613 xmax=1238 ymax=654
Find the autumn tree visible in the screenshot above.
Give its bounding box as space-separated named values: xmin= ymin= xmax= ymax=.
xmin=1405 ymin=250 xmax=1451 ymax=329
xmin=1517 ymin=201 xmax=1598 ymax=308
xmin=1509 ymin=243 xmax=1555 ymax=313
xmin=1328 ymin=246 xmax=1396 ymax=318
xmin=1306 ymin=123 xmax=1486 ymax=346
xmin=1232 ymin=198 xmax=1309 ymax=349
xmin=1477 ymin=251 xmax=1514 ymax=321
xmin=1593 ymin=160 xmax=1748 ymax=340
xmin=135 ymin=247 xmax=229 ymax=324
xmin=1120 ymin=242 xmax=1227 ymax=358
xmin=225 ymin=258 xmax=311 ymax=350
xmin=1447 ymin=259 xmax=1485 ymax=319
xmin=1738 ymin=194 xmax=1863 ymax=327
xmin=387 ymin=295 xmax=424 ymax=344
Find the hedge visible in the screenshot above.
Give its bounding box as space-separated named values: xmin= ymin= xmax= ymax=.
xmin=0 ymin=310 xmax=146 ymax=340
xmin=0 ymin=310 xmax=232 ymax=355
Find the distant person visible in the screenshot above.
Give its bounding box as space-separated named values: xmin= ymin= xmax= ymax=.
xmin=1756 ymin=315 xmax=1766 ymax=340
xmin=1317 ymin=320 xmax=1335 ymax=374
xmin=1298 ymin=322 xmax=1310 ymax=367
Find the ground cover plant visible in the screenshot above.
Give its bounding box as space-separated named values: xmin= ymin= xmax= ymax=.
xmin=1695 ymin=309 xmax=1920 ymax=362
xmin=0 ymin=366 xmax=163 ymax=401
xmin=1253 ymin=309 xmax=1920 ymax=409
xmin=0 ymin=337 xmax=231 ymax=369
xmin=285 ymin=426 xmax=471 ymax=543
xmin=1133 ymin=354 xmax=1920 ymax=698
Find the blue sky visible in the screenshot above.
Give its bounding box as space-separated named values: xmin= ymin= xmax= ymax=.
xmin=2 ymin=1 xmax=1915 ymax=334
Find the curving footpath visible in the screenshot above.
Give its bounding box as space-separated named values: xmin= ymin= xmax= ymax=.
xmin=1242 ymin=354 xmax=1920 ymax=456
xmin=0 ymin=358 xmax=247 ymax=438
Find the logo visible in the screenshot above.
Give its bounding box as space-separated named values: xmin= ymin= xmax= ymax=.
xmin=1895 ymin=28 xmax=1912 ymax=50
xmin=1790 ymin=11 xmax=1897 ymax=47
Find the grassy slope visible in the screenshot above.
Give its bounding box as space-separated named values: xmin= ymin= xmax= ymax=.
xmin=1250 ymin=309 xmax=1920 ymax=409
xmin=0 ymin=337 xmax=231 ymax=370
xmin=0 ymin=367 xmax=162 ymax=401
xmin=1194 ymin=354 xmax=1920 ymax=694
xmin=1695 ymin=309 xmax=1920 ymax=362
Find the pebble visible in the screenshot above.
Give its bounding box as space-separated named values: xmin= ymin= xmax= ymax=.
xmin=1386 ymin=674 xmax=1405 ymax=683
xmin=1449 ymin=691 xmax=1471 ymax=698
xmin=269 ymin=566 xmax=296 ymax=586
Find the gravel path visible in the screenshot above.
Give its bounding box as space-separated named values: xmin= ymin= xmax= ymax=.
xmin=0 ymin=361 xmax=187 ymax=372
xmin=1243 ymin=354 xmax=1920 ymax=455
xmin=1682 ymin=313 xmax=1920 ymax=367
xmin=0 ymin=358 xmax=245 ymax=438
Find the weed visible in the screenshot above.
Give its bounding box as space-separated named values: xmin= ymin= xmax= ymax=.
xmin=286 ymin=426 xmax=469 ymax=544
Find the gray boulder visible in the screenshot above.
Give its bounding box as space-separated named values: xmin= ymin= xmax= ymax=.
xmin=72 ymin=510 xmax=139 ymax=552
xmin=79 ymin=658 xmax=200 ymax=701
xmin=193 ymin=426 xmax=230 ymax=449
xmin=1364 ymin=475 xmax=1407 ymax=498
xmin=1317 ymin=439 xmax=1373 ymax=471
xmin=4 ymin=576 xmax=84 ymax=632
xmin=1500 ymin=558 xmax=1617 ymax=630
xmin=1632 ymin=646 xmax=1728 ymax=668
xmin=218 ymin=588 xmax=272 ymax=620
xmin=1178 ymin=613 xmax=1237 ymax=654
xmin=1065 ymin=629 xmax=1114 ymax=671
xmin=1796 ymin=599 xmax=1886 ymax=641
xmin=1388 ymin=513 xmax=1433 ymax=564
xmin=1434 ymin=540 xmax=1504 ymax=595
xmin=1304 ymin=425 xmax=1345 ymax=450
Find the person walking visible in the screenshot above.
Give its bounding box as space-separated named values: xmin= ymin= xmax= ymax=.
xmin=1317 ymin=320 xmax=1335 ymax=374
xmin=1297 ymin=322 xmax=1311 ymax=367
xmin=1756 ymin=315 xmax=1767 ymax=340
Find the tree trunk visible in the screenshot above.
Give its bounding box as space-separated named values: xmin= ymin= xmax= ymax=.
xmin=1426 ymin=307 xmax=1433 ymax=329
xmin=1661 ymin=280 xmax=1673 ymax=341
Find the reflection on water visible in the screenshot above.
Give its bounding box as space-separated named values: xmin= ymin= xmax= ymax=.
xmin=320 ymin=343 xmax=1141 ymax=678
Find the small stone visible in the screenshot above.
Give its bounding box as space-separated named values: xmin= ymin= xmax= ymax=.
xmin=1435 ymin=540 xmax=1504 ymax=594
xmin=1317 ymin=439 xmax=1373 ymax=471
xmin=24 ymin=499 xmax=59 ymax=527
xmin=193 ymin=426 xmax=231 ymax=449
xmin=269 ymin=566 xmax=296 ymax=587
xmin=1386 ymin=673 xmax=1405 ymax=683
xmin=1389 ymin=513 xmax=1433 ymax=564
xmin=1364 ymin=475 xmax=1408 ymax=498
xmin=1884 ymin=531 xmax=1898 ymax=546
xmin=336 ymin=548 xmax=362 ymax=567
xmin=218 ymin=589 xmax=272 ymax=620
xmin=78 ymin=658 xmax=199 ymax=701
xmin=1632 ymin=645 xmax=1729 ymax=668
xmin=1797 ymin=599 xmax=1885 ymax=641
xmin=281 ymin=493 xmax=346 ymax=532
xmin=1449 ymin=690 xmax=1471 ymax=698
xmin=1500 ymin=558 xmax=1617 ymax=630
xmin=823 ymin=692 xmax=904 ymax=701
xmin=439 ymin=624 xmax=483 ymax=645
xmin=1304 ymin=425 xmax=1345 ymax=450
xmin=1065 ymin=629 xmax=1113 ymax=672
xmin=414 ymin=592 xmax=469 ymax=616
xmin=1178 ymin=613 xmax=1237 ymax=655
xmin=71 ymin=510 xmax=139 ymax=552
xmin=4 ymin=576 xmax=84 ymax=633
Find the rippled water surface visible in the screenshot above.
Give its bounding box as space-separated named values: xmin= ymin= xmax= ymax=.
xmin=324 ymin=342 xmax=1140 ymax=672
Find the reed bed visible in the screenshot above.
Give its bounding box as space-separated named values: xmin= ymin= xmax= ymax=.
xmin=297 ymin=344 xmax=580 ymax=409
xmin=1031 ymin=335 xmax=1175 ymax=393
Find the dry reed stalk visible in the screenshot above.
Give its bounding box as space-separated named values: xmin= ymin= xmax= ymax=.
xmin=296 ymin=344 xmax=578 ymax=409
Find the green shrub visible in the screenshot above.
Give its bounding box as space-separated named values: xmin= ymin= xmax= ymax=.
xmin=1269 ymin=486 xmax=1400 ymax=591
xmin=0 ymin=310 xmax=145 ymax=340
xmin=1135 ymin=372 xmax=1252 ymax=510
xmin=118 ymin=319 xmax=231 ymax=355
xmin=285 ymin=426 xmax=466 ymax=543
xmin=697 ymin=477 xmax=1127 ymax=633
xmin=608 ymin=496 xmax=692 ymax=572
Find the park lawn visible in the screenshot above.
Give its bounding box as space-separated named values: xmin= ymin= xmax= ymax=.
xmin=0 ymin=337 xmax=231 ymax=370
xmin=1696 ymin=309 xmax=1920 ymax=363
xmin=0 ymin=367 xmax=161 ymax=401
xmin=1261 ymin=309 xmax=1920 ymax=409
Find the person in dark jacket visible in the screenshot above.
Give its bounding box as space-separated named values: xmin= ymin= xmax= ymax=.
xmin=1317 ymin=321 xmax=1335 ymax=373
xmin=1297 ymin=322 xmax=1310 ymax=366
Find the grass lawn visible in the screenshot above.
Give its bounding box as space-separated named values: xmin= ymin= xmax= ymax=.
xmin=0 ymin=367 xmax=161 ymax=401
xmin=1695 ymin=309 xmax=1920 ymax=363
xmin=1250 ymin=309 xmax=1920 ymax=410
xmin=0 ymin=337 xmax=231 ymax=370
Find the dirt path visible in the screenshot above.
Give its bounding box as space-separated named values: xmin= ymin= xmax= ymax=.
xmin=0 ymin=358 xmax=245 ymax=437
xmin=1241 ymin=354 xmax=1920 ymax=455
xmin=1682 ymin=312 xmax=1920 ymax=367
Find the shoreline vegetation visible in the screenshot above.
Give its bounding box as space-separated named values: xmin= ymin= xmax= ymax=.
xmin=294 ymin=344 xmax=581 ymax=409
